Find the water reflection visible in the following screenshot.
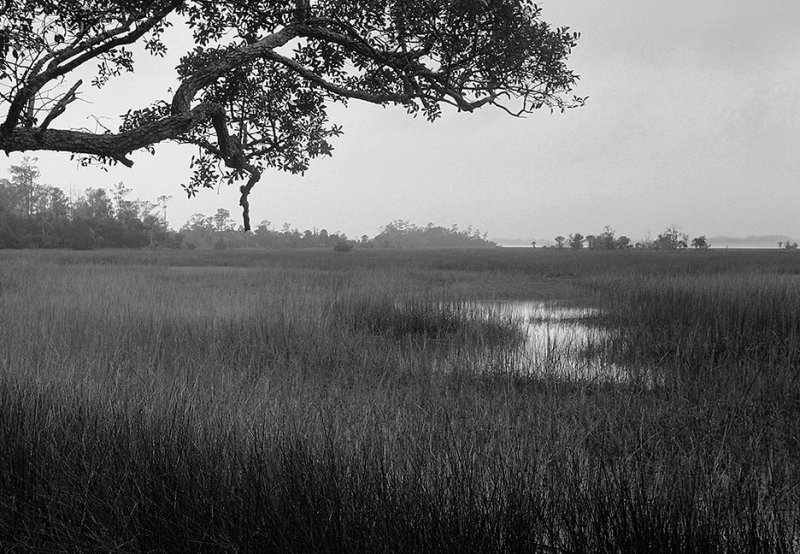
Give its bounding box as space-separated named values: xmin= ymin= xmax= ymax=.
xmin=463 ymin=301 xmax=634 ymax=384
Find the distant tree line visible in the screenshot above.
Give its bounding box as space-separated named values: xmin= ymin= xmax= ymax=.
xmin=0 ymin=160 xmax=498 ymax=251
xmin=550 ymin=226 xmax=710 ymax=251
xmin=0 ymin=158 xmax=177 ymax=249
xmin=181 ymin=217 xmax=497 ymax=250
xmin=180 ymin=212 xmax=355 ymax=250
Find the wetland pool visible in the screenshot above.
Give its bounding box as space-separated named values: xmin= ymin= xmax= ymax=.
xmin=459 ymin=301 xmax=645 ymax=384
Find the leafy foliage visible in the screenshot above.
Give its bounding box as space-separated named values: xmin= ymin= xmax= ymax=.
xmin=691 ymin=235 xmax=709 ymax=249
xmin=584 ymin=226 xmax=631 ymax=249
xmin=653 ymin=225 xmax=689 ymax=250
xmin=1 ymin=0 xmax=583 ymax=228
xmin=568 ymin=232 xmax=584 ymax=250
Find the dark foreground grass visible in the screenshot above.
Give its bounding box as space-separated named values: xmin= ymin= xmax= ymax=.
xmin=0 ymin=248 xmax=798 ymax=552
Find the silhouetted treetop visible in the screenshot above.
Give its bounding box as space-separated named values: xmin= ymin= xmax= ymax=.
xmin=1 ymin=0 xmax=583 ymax=229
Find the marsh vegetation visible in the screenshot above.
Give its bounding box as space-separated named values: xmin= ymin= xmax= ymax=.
xmin=0 ymin=248 xmax=798 ymax=551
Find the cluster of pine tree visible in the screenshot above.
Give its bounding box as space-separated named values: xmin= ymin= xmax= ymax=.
xmin=0 ymin=158 xmax=175 ymax=249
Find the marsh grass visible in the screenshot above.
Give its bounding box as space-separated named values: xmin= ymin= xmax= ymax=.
xmin=0 ymin=248 xmax=798 ymax=551
xmin=334 ymin=293 xmax=525 ymax=351
xmin=591 ymin=273 xmax=800 ymax=390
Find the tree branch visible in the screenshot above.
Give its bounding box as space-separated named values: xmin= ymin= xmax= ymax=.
xmin=238 ymin=165 xmax=261 ymax=232
xmin=290 ymin=23 xmax=500 ymax=113
xmin=1 ymin=1 xmax=181 ymax=136
xmin=39 ymin=79 xmax=82 ymax=130
xmin=260 ymin=49 xmax=413 ymax=105
xmin=184 ymin=136 xmax=262 ymax=231
xmin=2 ymin=101 xmax=217 ymax=162
xmin=171 ymin=26 xmax=300 ymax=114
xmin=1 ymin=3 xmax=580 ymax=231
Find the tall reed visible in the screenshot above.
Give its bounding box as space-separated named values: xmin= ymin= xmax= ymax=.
xmin=0 ymin=249 xmax=797 ymax=551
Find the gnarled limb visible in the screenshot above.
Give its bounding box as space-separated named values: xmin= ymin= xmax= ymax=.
xmin=238 ymin=165 xmax=261 ymax=232
xmin=3 ymin=101 xmax=216 ymax=164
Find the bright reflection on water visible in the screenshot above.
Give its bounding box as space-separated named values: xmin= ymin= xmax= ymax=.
xmin=463 ymin=301 xmax=636 ymax=384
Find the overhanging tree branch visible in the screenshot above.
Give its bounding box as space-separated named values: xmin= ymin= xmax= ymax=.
xmin=1 ymin=0 xmax=583 ymax=230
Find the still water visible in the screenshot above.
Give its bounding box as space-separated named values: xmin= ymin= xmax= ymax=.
xmin=463 ymin=301 xmax=633 ymax=383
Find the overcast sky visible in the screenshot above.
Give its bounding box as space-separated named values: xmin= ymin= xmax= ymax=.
xmin=2 ymin=1 xmax=799 ymax=242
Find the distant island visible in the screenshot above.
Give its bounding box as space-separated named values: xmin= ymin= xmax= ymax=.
xmin=707 ymin=235 xmax=796 ymax=249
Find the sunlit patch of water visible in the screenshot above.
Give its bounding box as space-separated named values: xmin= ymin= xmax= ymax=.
xmin=459 ymin=301 xmax=655 ymax=385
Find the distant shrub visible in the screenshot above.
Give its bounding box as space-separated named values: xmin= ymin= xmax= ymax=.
xmin=162 ymin=232 xmax=185 ymax=249
xmin=333 ymin=240 xmax=354 ymax=252
xmin=213 ymin=238 xmax=228 ymax=250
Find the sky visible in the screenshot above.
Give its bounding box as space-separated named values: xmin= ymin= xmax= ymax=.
xmin=2 ymin=1 xmax=799 ymax=243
